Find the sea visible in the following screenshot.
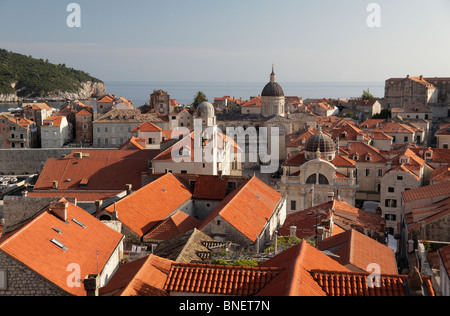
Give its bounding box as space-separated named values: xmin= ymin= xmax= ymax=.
xmin=0 ymin=81 xmax=385 ymax=112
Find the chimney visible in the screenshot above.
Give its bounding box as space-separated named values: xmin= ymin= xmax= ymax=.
xmin=52 ymin=181 xmax=59 ymax=190
xmin=125 ymin=184 xmax=132 ymax=195
xmin=327 ymin=192 xmax=335 ymax=202
xmin=290 ymin=224 xmax=297 ymax=238
xmin=50 ymin=201 xmax=68 ymax=222
xmin=21 ymin=190 xmax=28 ymax=197
xmin=84 ymin=274 xmax=100 ymax=297
xmin=74 ymin=152 xmax=83 ymax=159
xmin=95 ymin=200 xmax=103 ymax=213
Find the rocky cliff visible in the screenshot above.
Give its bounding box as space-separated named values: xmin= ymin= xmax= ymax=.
xmin=0 ymin=81 xmax=106 ymax=102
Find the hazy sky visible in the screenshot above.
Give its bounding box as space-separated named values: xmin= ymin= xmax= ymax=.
xmin=1 ymin=0 xmax=450 ymax=83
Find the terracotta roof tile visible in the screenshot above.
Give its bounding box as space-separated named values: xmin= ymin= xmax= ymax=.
xmin=42 ymin=116 xmax=65 ymax=127
xmin=317 ymin=230 xmax=398 ymax=275
xmin=132 ymin=121 xmax=162 ymax=133
xmin=0 ymin=201 xmax=123 ymax=296
xmin=309 ymin=270 xmax=407 ymax=296
xmin=100 ymin=254 xmax=173 ymax=296
xmin=199 ymin=177 xmax=283 ymax=242
xmin=164 ymin=263 xmax=282 ymax=296
xmin=104 ymin=173 xmax=192 ymax=237
xmin=142 ymin=211 xmax=202 ymax=242
xmin=402 ymin=181 xmax=450 ymax=203
xmin=438 ymin=244 xmax=450 ymax=279
xmin=257 ymin=240 xmax=350 ymax=296
xmin=35 ymin=150 xmax=159 ymax=192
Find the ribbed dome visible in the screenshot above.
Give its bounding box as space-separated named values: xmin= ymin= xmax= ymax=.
xmin=197 ymin=102 xmax=215 ymax=118
xmin=305 ymin=131 xmax=336 ymax=153
xmin=261 ymin=82 xmax=285 ymax=97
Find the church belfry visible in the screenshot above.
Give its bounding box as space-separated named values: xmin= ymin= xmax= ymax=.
xmin=261 ymin=66 xmax=285 ymax=117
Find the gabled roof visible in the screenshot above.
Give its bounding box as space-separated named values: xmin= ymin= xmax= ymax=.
xmin=153 ymin=228 xmax=217 ymax=263
xmin=402 ymin=181 xmax=450 ymax=203
xmin=257 ymin=240 xmax=350 ymax=296
xmin=142 ymin=211 xmax=202 ymax=242
xmin=164 ymin=263 xmax=282 ymax=296
xmin=241 ymin=96 xmax=262 ymax=107
xmin=34 ymin=150 xmax=159 ymax=192
xmin=317 ymin=229 xmax=397 ymax=275
xmin=309 ymin=270 xmax=413 ymax=296
xmin=199 ymin=177 xmax=283 ymax=242
xmin=152 ymin=131 xmax=241 ymax=162
xmin=359 ymin=119 xmax=386 ymax=129
xmin=103 ymin=173 xmax=193 ymax=237
xmin=0 ymin=200 xmax=123 ymax=296
xmin=118 ymin=136 xmax=147 ymax=150
xmin=283 ymin=152 xmax=307 ymax=166
xmin=279 ymin=200 xmax=385 ymax=239
xmin=372 ymin=121 xmax=420 ymax=134
xmin=344 ymin=142 xmax=387 ymax=163
xmin=131 ymin=121 xmax=162 ymax=133
xmin=76 ymin=109 xmax=93 ymax=116
xmin=438 ymin=244 xmax=450 ymax=281
xmin=332 ymin=154 xmax=357 ymax=167
xmin=99 ymin=254 xmax=174 ymax=296
xmin=432 ymin=163 xmax=450 ymax=182
xmin=42 ymin=116 xmax=66 ymax=127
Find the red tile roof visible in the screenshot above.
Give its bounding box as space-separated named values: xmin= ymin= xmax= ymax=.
xmin=27 ymin=190 xmax=121 ymax=202
xmin=242 ymin=96 xmax=262 ymax=107
xmin=310 ymin=270 xmax=408 ymax=296
xmin=438 ymin=244 xmax=450 ymax=280
xmin=344 ymin=142 xmax=387 ymax=163
xmin=332 ymin=154 xmax=357 ymax=167
xmin=103 ymin=173 xmax=193 ymax=237
xmin=257 ymin=240 xmax=350 ymax=296
xmin=279 ymin=201 xmax=385 ymax=239
xmin=283 ymin=152 xmax=307 ymax=166
xmin=100 ymin=254 xmax=174 ymax=296
xmin=199 ymin=177 xmax=283 ymax=242
xmin=118 ymin=136 xmax=147 ymax=150
xmin=76 ymin=109 xmax=93 ymax=116
xmin=132 ymin=122 xmax=162 ymax=133
xmin=191 ymin=175 xmax=230 ymax=200
xmin=164 ymin=263 xmax=282 ymax=296
xmin=142 ymin=211 xmax=202 ymax=242
xmin=0 ymin=200 xmax=123 ymax=296
xmin=98 ymin=95 xmax=116 ymax=103
xmin=34 ymin=150 xmax=159 ymax=192
xmin=42 ymin=116 xmax=65 ymax=127
xmin=317 ymin=230 xmax=398 ymax=275
xmin=402 ymin=181 xmax=450 ymax=203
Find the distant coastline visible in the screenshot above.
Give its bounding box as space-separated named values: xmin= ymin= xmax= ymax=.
xmin=0 ymin=81 xmax=385 ymax=112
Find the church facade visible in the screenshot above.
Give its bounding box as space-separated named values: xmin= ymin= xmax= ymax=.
xmin=278 ymin=129 xmax=358 ymax=213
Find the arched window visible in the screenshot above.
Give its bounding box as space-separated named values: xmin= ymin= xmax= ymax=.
xmin=306 ymin=174 xmax=316 ymax=184
xmin=319 ymin=174 xmax=329 ymax=185
xmin=99 ymin=215 xmax=112 ymax=221
xmin=306 ymin=174 xmax=329 ymax=185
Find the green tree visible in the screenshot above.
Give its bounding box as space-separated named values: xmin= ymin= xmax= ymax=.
xmin=362 ymin=88 xmax=376 ymax=100
xmin=191 ymin=91 xmax=208 ymax=109
xmin=372 ymin=109 xmax=391 ymax=119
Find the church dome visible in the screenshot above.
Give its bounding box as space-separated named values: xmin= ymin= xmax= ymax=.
xmin=261 ymin=67 xmax=284 ymax=97
xmin=305 ymin=131 xmax=336 ymax=154
xmin=197 ymin=101 xmax=215 ymax=118
xmin=261 ymin=82 xmax=285 ymax=97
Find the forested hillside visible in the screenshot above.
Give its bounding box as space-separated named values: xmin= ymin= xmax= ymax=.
xmin=0 ymin=49 xmax=103 ymax=98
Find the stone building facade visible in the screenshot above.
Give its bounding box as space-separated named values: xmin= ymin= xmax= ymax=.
xmin=0 ymin=252 xmax=71 ymax=296
xmin=385 ymin=75 xmax=450 ymax=120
